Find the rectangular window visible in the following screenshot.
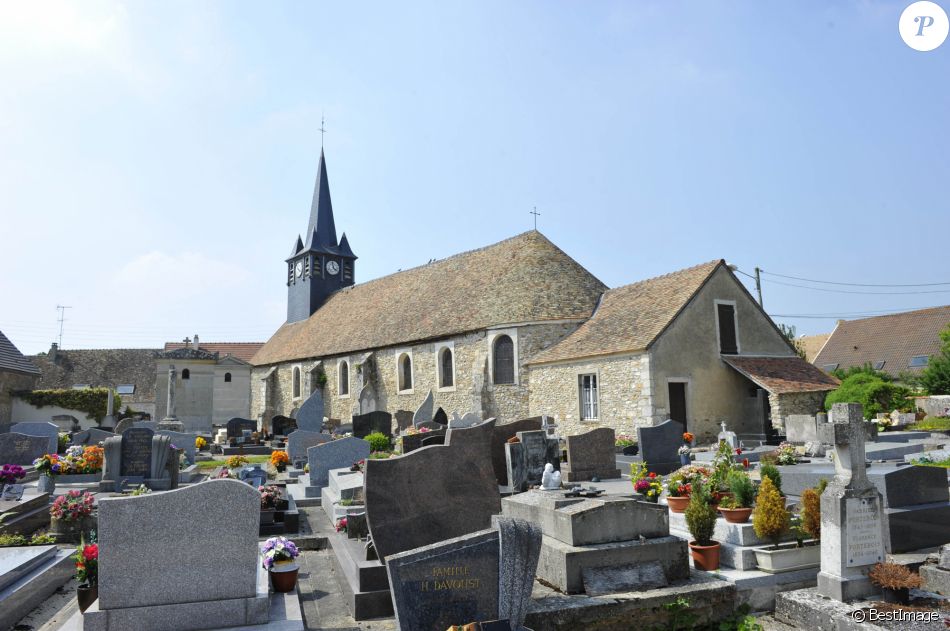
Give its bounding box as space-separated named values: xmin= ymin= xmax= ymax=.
xmin=909 ymin=355 xmax=929 ymax=367
xmin=717 ymin=303 xmax=738 ymax=354
xmin=873 ymin=361 xmax=886 ymax=370
xmin=579 ymin=374 xmax=598 ymax=420
xmin=116 ymin=384 xmax=135 ymax=395
xmin=822 ymin=363 xmax=839 ymax=372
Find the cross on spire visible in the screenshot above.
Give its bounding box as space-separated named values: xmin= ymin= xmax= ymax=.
xmin=319 ymin=115 xmax=326 ymax=148
xmin=530 ymin=206 xmax=541 ymax=230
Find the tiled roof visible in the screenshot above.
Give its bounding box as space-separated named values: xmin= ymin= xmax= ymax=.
xmin=0 ymin=330 xmax=40 ymax=375
xmin=163 ymin=342 xmax=263 ymax=363
xmin=251 ymin=231 xmax=607 ymax=366
xmin=722 ymin=355 xmax=839 ymax=394
xmin=814 ymin=305 xmax=950 ymax=374
xmin=528 ymin=260 xmax=723 ymax=365
xmin=30 ymin=348 xmax=160 ymax=401
xmin=797 ymin=333 xmax=831 ymax=363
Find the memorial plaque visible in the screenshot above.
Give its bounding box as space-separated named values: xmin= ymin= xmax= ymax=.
xmin=386 ymin=529 xmax=500 ymax=631
xmin=845 ymin=497 xmax=885 ymax=567
xmin=121 ymin=428 xmax=154 ymax=478
xmin=1 ymin=484 xmax=25 ymax=501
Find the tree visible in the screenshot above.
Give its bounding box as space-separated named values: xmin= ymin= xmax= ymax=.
xmin=778 ymin=324 xmax=807 ymax=360
xmin=825 ymin=372 xmax=912 ymax=418
xmin=921 ymin=324 xmax=950 ymax=395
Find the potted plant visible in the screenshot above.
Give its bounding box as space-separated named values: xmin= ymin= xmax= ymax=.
xmin=270 ymin=450 xmax=290 ymax=473
xmin=259 ymin=485 xmax=283 ymax=524
xmin=74 ymin=538 xmax=98 ymax=612
xmin=33 ymin=454 xmax=61 ymax=493
xmin=759 ymin=463 xmax=785 ymax=506
xmin=0 ymin=463 xmax=26 ymax=495
xmin=775 ymin=442 xmax=798 ymax=466
xmin=261 ymin=536 xmax=300 ymax=593
xmin=752 ymin=476 xmax=819 ymax=572
xmin=718 ymin=470 xmax=756 ymax=523
xmin=684 ymin=480 xmax=719 ymax=570
xmin=868 ymin=562 xmax=921 ymax=605
xmin=665 ymin=465 xmax=710 ymax=513
xmin=225 ymin=455 xmax=249 ymax=475
xmin=678 ymin=445 xmax=691 ymax=467
xmin=50 ymin=490 xmax=96 ymax=543
xmin=630 ymin=463 xmax=662 ymax=503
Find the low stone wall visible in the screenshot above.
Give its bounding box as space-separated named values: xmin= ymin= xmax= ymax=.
xmin=769 ymin=391 xmax=827 ymax=431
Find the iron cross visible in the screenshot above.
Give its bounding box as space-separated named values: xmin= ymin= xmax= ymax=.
xmin=530 ymin=206 xmax=541 ymax=229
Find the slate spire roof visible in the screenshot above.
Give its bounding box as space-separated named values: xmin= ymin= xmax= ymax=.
xmin=304 ymin=149 xmax=338 ymax=254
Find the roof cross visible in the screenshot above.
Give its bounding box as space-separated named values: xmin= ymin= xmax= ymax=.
xmin=530 ymin=206 xmax=541 ymax=230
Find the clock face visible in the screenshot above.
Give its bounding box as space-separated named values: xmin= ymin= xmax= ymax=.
xmin=326 ymin=260 xmax=340 ymax=275
xmin=295 ymin=261 xmax=303 ymax=278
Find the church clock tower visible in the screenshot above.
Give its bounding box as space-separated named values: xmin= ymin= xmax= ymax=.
xmin=286 ymin=149 xmax=357 ymax=323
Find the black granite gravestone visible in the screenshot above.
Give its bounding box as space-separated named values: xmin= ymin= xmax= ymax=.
xmin=271 ymin=416 xmax=297 ymax=437
xmin=490 ymin=417 xmax=542 ymax=486
xmin=352 ymin=411 xmax=392 ymax=439
xmin=226 ymin=418 xmax=257 ymax=438
xmin=121 ymin=428 xmax=153 ymax=478
xmin=432 ymin=407 xmax=448 ymax=426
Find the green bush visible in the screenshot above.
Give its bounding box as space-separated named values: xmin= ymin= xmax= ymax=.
xmin=15 ymin=388 xmax=121 ymax=422
xmin=727 ymin=470 xmax=757 ymax=508
xmin=365 ymin=432 xmax=390 ymax=453
xmin=824 ymin=373 xmax=912 ymax=418
xmin=922 ymin=324 xmax=950 ymax=395
xmin=684 ymin=481 xmax=717 ymax=546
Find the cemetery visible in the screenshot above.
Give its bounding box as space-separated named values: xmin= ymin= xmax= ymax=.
xmin=0 ymin=394 xmax=947 ymax=631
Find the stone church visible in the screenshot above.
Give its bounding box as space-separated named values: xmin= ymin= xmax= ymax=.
xmin=250 ymin=151 xmax=836 ymax=442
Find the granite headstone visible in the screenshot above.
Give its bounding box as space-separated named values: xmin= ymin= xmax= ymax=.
xmin=296 ymin=388 xmax=325 ymax=433
xmin=0 ymin=432 xmax=49 ymax=465
xmin=505 ymin=429 xmax=560 ymax=493
xmin=432 ymin=407 xmax=448 ymax=426
xmin=70 ymin=427 xmax=116 ymax=447
xmin=271 ymin=415 xmax=297 ymax=437
xmin=412 ymin=390 xmax=435 ymax=427
xmin=395 ymin=410 xmax=414 ymax=433
xmin=637 ymin=419 xmax=684 ymax=475
xmin=490 ymin=417 xmax=542 ymax=486
xmin=226 ymin=418 xmax=257 ymax=438
xmin=157 ymin=430 xmax=197 ymax=465
xmin=10 ymin=421 xmax=59 ymax=455
xmin=287 ymin=429 xmax=333 ymax=467
xmin=307 ymin=437 xmax=371 ymax=488
xmin=120 ymin=427 xmax=154 ymax=478
xmin=352 ymin=411 xmax=393 ymax=440
xmin=562 ymin=427 xmax=621 ymax=482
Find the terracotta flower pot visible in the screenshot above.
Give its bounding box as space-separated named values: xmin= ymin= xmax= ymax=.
xmin=666 ymin=496 xmax=690 ymax=513
xmin=689 ymin=541 xmax=721 ymax=571
xmin=718 ymin=507 xmax=752 ymax=524
xmin=77 ymin=585 xmax=98 ymax=612
xmin=269 ymin=566 xmax=299 ymax=593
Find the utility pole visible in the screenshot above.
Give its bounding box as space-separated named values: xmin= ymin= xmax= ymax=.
xmin=56 ymin=305 xmax=72 ymax=347
xmin=754 ymin=268 xmax=763 ymax=308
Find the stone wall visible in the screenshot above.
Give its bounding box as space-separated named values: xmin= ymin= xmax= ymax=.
xmin=211 ymin=364 xmax=252 ymax=426
xmin=769 ymin=390 xmax=830 ymax=430
xmin=155 ymin=360 xmax=216 ymax=432
xmin=527 ymin=353 xmax=652 ymax=437
xmin=0 ymin=371 xmax=38 ymax=427
xmin=250 ymin=321 xmax=582 ymax=425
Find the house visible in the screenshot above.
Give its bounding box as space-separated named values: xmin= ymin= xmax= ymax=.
xmin=155 ymin=336 xmax=264 ymax=431
xmin=0 ymin=329 xmax=40 ymax=428
xmin=814 ymin=305 xmax=950 ymax=378
xmin=798 ymin=333 xmax=831 ymax=363
xmin=250 ymin=149 xmax=836 ymax=442
xmin=29 ymin=343 xmax=158 ymax=417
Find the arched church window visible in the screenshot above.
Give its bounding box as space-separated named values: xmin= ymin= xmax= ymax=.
xmin=293 ymin=367 xmax=301 ymax=398
xmin=181 ymin=368 xmax=190 ymax=380
xmin=440 ymin=348 xmax=454 ymax=388
xmin=339 ymin=361 xmax=349 ymax=395
xmin=224 ymin=372 xmax=232 ymax=383
xmin=398 ymin=354 xmax=413 ymax=391
xmin=493 ymin=335 xmax=514 ymax=385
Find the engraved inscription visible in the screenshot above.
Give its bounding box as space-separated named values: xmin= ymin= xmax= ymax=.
xmin=845 ymin=497 xmax=885 ymax=567
xmin=121 ymin=429 xmax=153 ymax=477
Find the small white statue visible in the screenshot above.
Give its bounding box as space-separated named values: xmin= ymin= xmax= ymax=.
xmin=541 ymin=463 xmax=561 ymax=490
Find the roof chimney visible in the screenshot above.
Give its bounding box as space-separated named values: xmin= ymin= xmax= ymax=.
xmin=192 ymin=335 xmax=200 ymax=350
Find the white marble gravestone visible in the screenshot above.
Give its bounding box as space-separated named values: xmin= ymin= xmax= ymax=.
xmin=816 ymin=403 xmax=888 ymax=602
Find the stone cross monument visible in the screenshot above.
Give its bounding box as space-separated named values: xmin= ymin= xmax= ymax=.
xmin=163 ymin=365 xmax=178 ymax=422
xmin=816 ymin=402 xmax=888 ymax=601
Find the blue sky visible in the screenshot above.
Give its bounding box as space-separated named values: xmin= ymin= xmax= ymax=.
xmin=1 ymin=1 xmax=948 ymax=354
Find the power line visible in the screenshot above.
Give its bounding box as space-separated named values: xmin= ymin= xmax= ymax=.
xmin=761 ymin=278 xmax=950 ymax=296
xmin=761 ymin=270 xmax=950 ymax=288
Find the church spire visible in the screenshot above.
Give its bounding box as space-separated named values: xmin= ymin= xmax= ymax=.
xmin=305 ymin=148 xmax=338 ymax=253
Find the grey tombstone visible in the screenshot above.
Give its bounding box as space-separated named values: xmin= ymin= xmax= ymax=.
xmin=491 ymin=417 xmax=543 ymax=486
xmin=87 ymin=479 xmax=267 ymax=631
xmin=365 ymin=419 xmax=502 ymax=561
xmin=71 ymin=427 xmax=116 ymax=447
xmin=449 ymin=412 xmax=481 ymax=429
xmin=637 ymin=419 xmax=684 ymax=475
xmin=352 ymin=411 xmax=392 ymax=440
xmin=412 ymin=390 xmax=434 ymax=427
xmin=386 ymin=517 xmax=540 ymax=631
xmin=226 ymin=418 xmax=257 ymax=438
xmin=157 ymin=430 xmax=197 ymax=465
xmin=287 ymin=429 xmax=333 ymax=467
xmin=358 ymin=385 xmax=377 ymax=415
xmin=505 ymin=429 xmax=560 ymax=493
xmin=0 ymin=432 xmax=49 ymax=465
xmin=307 ymin=436 xmax=371 ymax=488
xmin=394 ymin=410 xmax=414 ymax=433
xmin=271 ymin=415 xmax=297 ymax=437
xmin=10 ymin=422 xmax=59 ymax=455
xmin=114 ymin=417 xmax=134 ymax=435
xmin=296 ymin=388 xmax=325 ymax=433
xmin=101 ymin=429 xmax=174 ymax=492
xmin=786 ymin=415 xmax=819 ymax=444
xmin=816 ymin=403 xmax=889 ymax=602
xmin=120 ymin=427 xmax=154 ymax=478
xmin=562 ymin=427 xmax=622 ymax=482
xmin=239 ymin=465 xmax=267 ymax=488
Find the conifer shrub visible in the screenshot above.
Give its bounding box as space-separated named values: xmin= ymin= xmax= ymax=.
xmin=684 ymin=480 xmax=717 ymax=546
xmin=759 ymin=463 xmax=782 ymax=496
xmin=753 ymin=476 xmax=789 ymax=549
